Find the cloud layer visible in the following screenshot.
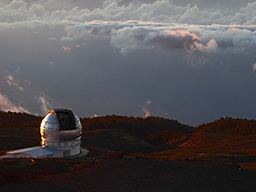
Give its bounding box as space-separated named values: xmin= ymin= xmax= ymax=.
xmin=70 ymin=21 xmax=255 ymax=54
xmin=5 ymin=75 xmax=24 ymax=91
xmin=0 ymin=0 xmax=256 ymax=125
xmin=0 ymin=0 xmax=256 ymax=25
xmin=0 ymin=92 xmax=29 ymax=113
xmin=0 ymin=0 xmax=255 ymax=56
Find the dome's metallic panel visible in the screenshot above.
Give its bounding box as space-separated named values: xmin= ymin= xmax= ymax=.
xmin=59 ymin=130 xmax=81 ymax=141
xmin=43 ymin=113 xmax=58 ymax=124
xmin=40 ymin=109 xmax=82 ymax=156
xmin=75 ymin=115 xmax=82 ymax=128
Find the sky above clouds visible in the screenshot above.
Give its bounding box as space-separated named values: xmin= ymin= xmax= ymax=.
xmin=0 ymin=0 xmax=256 ymax=126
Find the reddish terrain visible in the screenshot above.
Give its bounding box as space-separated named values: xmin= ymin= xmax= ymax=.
xmin=1 ymin=113 xmax=256 ymax=191
xmin=1 ymin=148 xmax=256 ymax=192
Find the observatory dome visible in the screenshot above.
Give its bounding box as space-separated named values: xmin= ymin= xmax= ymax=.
xmin=40 ymin=109 xmax=82 ymax=156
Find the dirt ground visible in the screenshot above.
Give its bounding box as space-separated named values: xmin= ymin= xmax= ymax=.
xmin=1 ymin=157 xmax=256 ymax=192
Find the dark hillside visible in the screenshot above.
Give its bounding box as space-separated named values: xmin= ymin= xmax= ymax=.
xmin=83 ymin=129 xmax=156 ymax=153
xmin=81 ymin=115 xmax=192 ymax=146
xmin=194 ymin=117 xmax=256 ymax=136
xmin=0 ymin=111 xmax=41 ymax=129
xmin=0 ymin=112 xmax=41 ymax=152
xmin=0 ymin=112 xmax=191 ymax=152
xmin=150 ymin=117 xmax=256 ymax=170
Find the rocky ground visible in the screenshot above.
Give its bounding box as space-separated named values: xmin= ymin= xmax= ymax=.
xmin=1 ymin=148 xmax=256 ymax=192
xmin=1 ymin=119 xmax=256 ymax=192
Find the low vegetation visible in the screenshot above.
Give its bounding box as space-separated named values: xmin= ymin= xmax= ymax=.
xmin=1 ymin=111 xmax=256 ymax=188
xmin=194 ymin=117 xmax=256 ymax=135
xmin=81 ymin=115 xmax=192 ymax=146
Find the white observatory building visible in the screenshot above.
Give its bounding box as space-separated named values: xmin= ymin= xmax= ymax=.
xmin=5 ymin=109 xmax=87 ymax=158
xmin=40 ymin=109 xmax=82 ymax=156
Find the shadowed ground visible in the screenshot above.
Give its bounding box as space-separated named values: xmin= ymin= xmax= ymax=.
xmin=1 ymin=114 xmax=256 ymax=191
xmin=1 ymin=156 xmax=256 ymax=192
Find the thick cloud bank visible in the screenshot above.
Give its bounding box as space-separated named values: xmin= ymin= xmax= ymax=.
xmin=0 ymin=0 xmax=256 ymax=24
xmin=0 ymin=0 xmax=255 ymax=55
xmin=0 ymin=0 xmax=256 ymax=125
xmin=65 ymin=21 xmax=255 ymax=54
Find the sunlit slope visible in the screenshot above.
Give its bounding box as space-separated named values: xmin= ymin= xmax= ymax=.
xmin=145 ymin=132 xmax=256 ymax=170
xmin=167 ymin=132 xmax=256 ymax=152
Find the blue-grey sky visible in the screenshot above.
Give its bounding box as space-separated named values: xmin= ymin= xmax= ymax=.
xmin=0 ymin=0 xmax=256 ymax=126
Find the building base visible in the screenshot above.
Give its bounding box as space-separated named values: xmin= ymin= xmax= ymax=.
xmin=4 ymin=146 xmax=88 ymax=159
